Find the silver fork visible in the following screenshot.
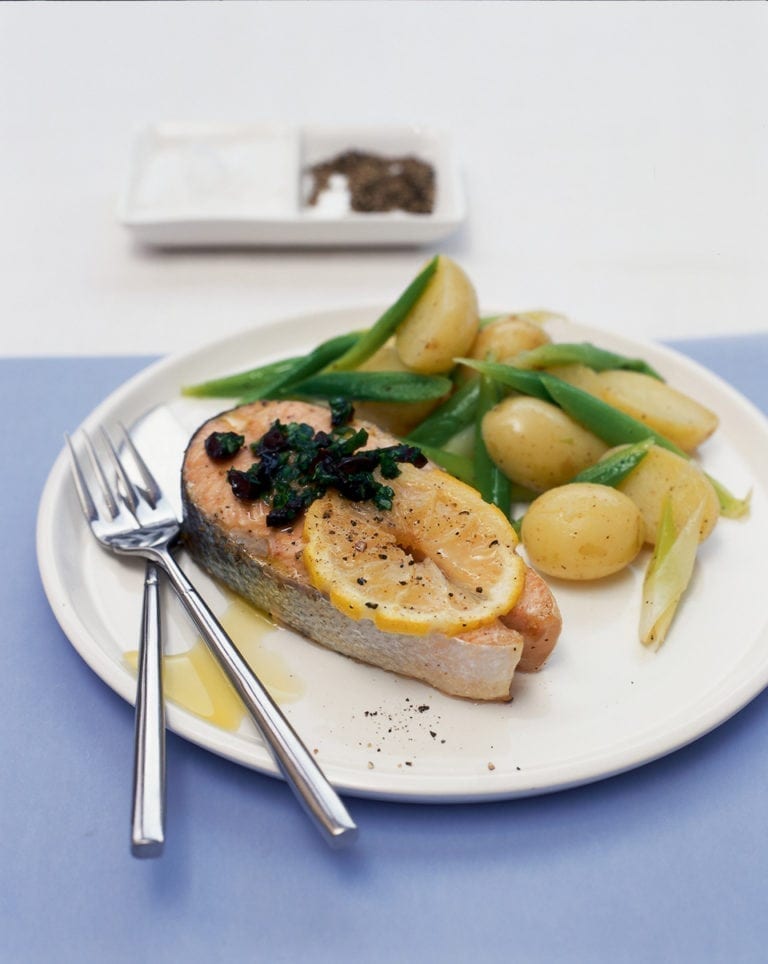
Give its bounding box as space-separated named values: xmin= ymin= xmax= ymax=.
xmin=67 ymin=424 xmax=358 ymax=849
xmin=133 ymin=560 xmax=165 ymax=857
xmin=67 ymin=429 xmax=166 ymax=858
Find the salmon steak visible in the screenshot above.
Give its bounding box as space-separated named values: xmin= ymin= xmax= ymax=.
xmin=181 ymin=399 xmax=561 ymax=701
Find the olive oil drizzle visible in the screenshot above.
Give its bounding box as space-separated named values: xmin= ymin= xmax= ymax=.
xmin=124 ymin=596 xmax=304 ymax=731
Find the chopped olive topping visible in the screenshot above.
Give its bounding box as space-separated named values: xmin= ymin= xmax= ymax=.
xmin=221 ymin=413 xmax=426 ymax=526
xmin=329 ymin=397 xmax=355 ymax=427
xmin=205 ymin=431 xmax=245 ymax=461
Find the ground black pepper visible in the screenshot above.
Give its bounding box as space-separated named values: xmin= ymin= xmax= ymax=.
xmin=306 ymin=150 xmax=436 ymax=214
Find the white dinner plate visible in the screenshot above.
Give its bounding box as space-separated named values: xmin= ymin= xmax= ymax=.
xmin=37 ymin=308 xmax=768 ymax=802
xmin=118 ymin=124 xmax=465 ymax=247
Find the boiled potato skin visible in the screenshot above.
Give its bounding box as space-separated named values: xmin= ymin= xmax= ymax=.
xmin=482 ymin=396 xmax=609 ymax=492
xmin=615 ymin=445 xmax=720 ymax=543
xmin=395 ymin=255 xmax=479 ymax=374
xmin=521 ymin=483 xmax=645 ymax=580
xmin=469 ymin=314 xmax=551 ymax=363
xmin=543 ymin=363 xmax=604 ymax=395
xmin=596 ymin=370 xmax=718 ymax=453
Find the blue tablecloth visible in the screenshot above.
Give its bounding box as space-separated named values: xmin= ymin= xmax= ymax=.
xmin=3 ymin=334 xmax=768 ymax=964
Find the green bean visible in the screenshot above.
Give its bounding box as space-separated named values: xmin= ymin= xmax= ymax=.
xmin=468 ymin=365 xmax=745 ymax=515
xmin=541 ymin=375 xmax=749 ymax=519
xmin=510 ymin=445 xmax=649 ymax=535
xmin=286 ymin=370 xmax=452 ymax=403
xmin=474 ymin=374 xmax=511 ymax=511
xmin=514 ymin=342 xmax=663 ymax=379
xmin=240 ymin=331 xmax=363 ymax=401
xmin=539 ymin=374 xmax=686 ymax=455
xmin=460 ymin=363 xmax=685 ymax=457
xmin=415 ymin=445 xmax=476 ymax=486
xmin=415 ymin=440 xmax=536 ymax=501
xmin=456 ymin=358 xmax=551 ymax=401
xmin=569 ymin=438 xmax=653 ymax=486
xmin=181 ymin=331 xmax=361 ymax=400
xmin=326 ymin=257 xmax=439 ymax=372
xmin=508 ymin=482 xmax=538 ymax=504
xmin=182 ymin=357 xmax=299 ymax=398
xmin=405 ymin=378 xmax=480 ymax=447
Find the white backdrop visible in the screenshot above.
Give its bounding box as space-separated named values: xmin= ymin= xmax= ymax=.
xmin=2 ymin=1 xmax=766 ymax=355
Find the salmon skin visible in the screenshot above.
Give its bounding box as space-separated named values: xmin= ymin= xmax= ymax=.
xmin=181 ymin=400 xmax=561 ymax=701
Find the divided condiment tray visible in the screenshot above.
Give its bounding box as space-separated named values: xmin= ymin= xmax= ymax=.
xmin=118 ymin=123 xmax=465 ymax=247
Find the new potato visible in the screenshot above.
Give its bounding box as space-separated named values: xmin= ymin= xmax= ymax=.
xmin=521 ymin=483 xmax=645 ymax=580
xmin=615 ymin=445 xmax=720 ymax=543
xmin=469 ymin=314 xmax=551 ymax=364
xmin=395 ymin=255 xmax=479 ymax=374
xmin=541 ymin=363 xmax=604 ymax=395
xmin=482 ymin=396 xmax=609 ymax=491
xmin=595 ymin=370 xmax=717 ymax=453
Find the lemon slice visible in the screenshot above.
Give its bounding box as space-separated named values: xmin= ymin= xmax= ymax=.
xmin=303 ymin=464 xmax=525 ymax=636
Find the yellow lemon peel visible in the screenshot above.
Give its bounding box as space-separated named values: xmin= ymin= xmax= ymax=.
xmin=303 ymin=465 xmax=525 ymax=636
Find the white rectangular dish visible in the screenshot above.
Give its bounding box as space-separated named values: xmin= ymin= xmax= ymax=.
xmin=118 ymin=123 xmax=466 ymax=247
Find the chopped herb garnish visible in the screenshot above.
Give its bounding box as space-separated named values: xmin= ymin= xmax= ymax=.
xmin=329 ymin=397 xmax=355 ymax=427
xmin=205 ymin=431 xmax=245 ymax=461
xmin=218 ymin=414 xmax=426 ymax=526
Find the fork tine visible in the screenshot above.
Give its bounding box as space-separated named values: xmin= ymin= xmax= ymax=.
xmin=82 ymin=430 xmax=121 ymax=518
xmin=99 ymin=427 xmax=141 ymax=515
xmin=117 ymin=422 xmax=161 ymax=507
xmin=65 ymin=433 xmax=98 ymax=523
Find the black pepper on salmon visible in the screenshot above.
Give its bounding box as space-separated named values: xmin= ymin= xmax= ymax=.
xmin=181 ymin=400 xmax=561 ymax=701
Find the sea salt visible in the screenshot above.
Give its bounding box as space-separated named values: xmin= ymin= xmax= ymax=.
xmin=129 ymin=126 xmax=299 ymax=218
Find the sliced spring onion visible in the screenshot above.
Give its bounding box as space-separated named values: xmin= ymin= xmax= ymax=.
xmin=640 ymin=496 xmax=705 ymax=650
xmin=706 ymin=474 xmax=752 ymax=520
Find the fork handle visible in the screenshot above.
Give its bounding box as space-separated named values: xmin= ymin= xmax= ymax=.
xmin=150 ymin=547 xmax=358 ymax=848
xmin=131 ymin=562 xmax=166 ymax=857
